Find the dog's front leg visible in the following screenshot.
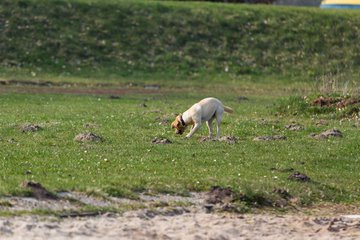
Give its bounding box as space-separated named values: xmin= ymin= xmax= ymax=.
xmin=206 ymin=120 xmax=213 ymax=139
xmin=185 ymin=123 xmax=201 ymax=138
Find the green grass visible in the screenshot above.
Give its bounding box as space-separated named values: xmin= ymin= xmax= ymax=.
xmin=1 ymin=90 xmax=360 ymax=206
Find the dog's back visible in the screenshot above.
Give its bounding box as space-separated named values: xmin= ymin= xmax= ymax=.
xmin=198 ymin=98 xmax=233 ymax=114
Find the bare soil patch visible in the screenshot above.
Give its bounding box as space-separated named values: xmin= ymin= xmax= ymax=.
xmin=310 ymin=129 xmax=343 ymax=140
xmin=312 ymin=96 xmax=360 ymax=108
xmin=20 ymin=123 xmax=42 ymax=133
xmin=1 ymin=193 xmax=360 ymax=239
xmin=199 ymin=136 xmax=238 ymax=144
xmin=74 ymin=132 xmax=103 ymax=142
xmin=285 ymin=123 xmax=304 ymax=131
xmin=22 ymin=181 xmax=58 ymax=200
xmin=152 ymin=137 xmax=172 ymax=144
xmin=1 ymin=183 xmax=360 ymax=239
xmin=288 ymin=172 xmax=311 ymax=182
xmin=0 ymin=79 xmax=162 ymax=96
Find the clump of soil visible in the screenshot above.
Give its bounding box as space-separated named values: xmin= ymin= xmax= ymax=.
xmin=21 ymin=124 xmax=42 ymax=132
xmin=315 ymin=119 xmax=328 ymax=126
xmin=74 ymin=133 xmax=103 ymax=142
xmin=199 ymin=136 xmax=238 ymax=144
xmin=205 ymin=186 xmax=234 ymax=205
xmin=22 ymin=181 xmax=58 ymax=200
xmin=152 ymin=137 xmax=172 ymax=144
xmin=288 ymin=172 xmax=311 ymax=182
xmin=253 ymin=135 xmax=287 ymax=141
xmin=237 ymin=96 xmax=249 ymax=102
xmin=312 ymin=96 xmax=360 ymax=108
xmin=219 ymin=136 xmax=238 ymax=144
xmin=285 ymin=123 xmax=304 ymax=131
xmin=204 ymin=186 xmax=247 ymax=213
xmin=273 ymin=188 xmax=293 ymax=200
xmin=310 ymin=129 xmax=343 ymax=140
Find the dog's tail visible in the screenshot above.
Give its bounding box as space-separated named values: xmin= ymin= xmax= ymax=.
xmin=224 ymin=106 xmax=234 ymax=114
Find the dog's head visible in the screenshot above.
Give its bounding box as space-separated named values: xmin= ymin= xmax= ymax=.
xmin=171 ymin=115 xmax=187 ymax=135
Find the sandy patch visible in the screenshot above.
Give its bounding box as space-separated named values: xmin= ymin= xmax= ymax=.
xmin=1 ymin=192 xmax=360 ymax=239
xmin=0 ymin=210 xmax=360 ymax=239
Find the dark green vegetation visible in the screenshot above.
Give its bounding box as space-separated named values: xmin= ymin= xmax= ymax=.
xmin=1 ymin=0 xmax=360 ymax=81
xmin=1 ymin=0 xmax=360 ymax=210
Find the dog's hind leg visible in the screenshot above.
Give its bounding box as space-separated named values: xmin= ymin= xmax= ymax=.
xmin=206 ymin=119 xmax=214 ymax=139
xmin=186 ymin=123 xmax=201 ymax=138
xmin=215 ymin=110 xmax=224 ymax=140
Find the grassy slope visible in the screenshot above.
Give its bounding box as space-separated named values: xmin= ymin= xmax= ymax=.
xmin=1 ymin=0 xmax=360 ymax=82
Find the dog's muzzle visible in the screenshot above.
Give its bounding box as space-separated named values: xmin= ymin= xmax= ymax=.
xmin=175 ymin=129 xmax=184 ymax=135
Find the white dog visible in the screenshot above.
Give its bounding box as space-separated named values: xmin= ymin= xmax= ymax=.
xmin=171 ymin=97 xmax=233 ymax=139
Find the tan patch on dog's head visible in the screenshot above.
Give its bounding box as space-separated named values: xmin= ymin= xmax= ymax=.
xmin=171 ymin=115 xmax=187 ymax=135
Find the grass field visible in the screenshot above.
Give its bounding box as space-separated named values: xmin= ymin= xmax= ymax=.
xmin=1 ymin=82 xmax=360 ymax=210
xmin=1 ymin=0 xmax=360 ymax=212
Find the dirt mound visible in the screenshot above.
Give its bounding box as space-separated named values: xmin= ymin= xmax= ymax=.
xmin=253 ymin=135 xmax=287 ymax=141
xmin=199 ymin=136 xmax=238 ymax=144
xmin=21 ymin=124 xmax=42 ymax=132
xmin=288 ymin=172 xmax=311 ymax=182
xmin=312 ymin=96 xmax=360 ymax=108
xmin=310 ymin=129 xmax=343 ymax=139
xmin=205 ymin=186 xmax=234 ymax=205
xmin=237 ymin=96 xmax=249 ymax=102
xmin=22 ymin=181 xmax=58 ymax=200
xmin=74 ymin=133 xmax=103 ymax=142
xmin=285 ymin=123 xmax=304 ymax=131
xmin=152 ymin=137 xmax=172 ymax=144
xmin=219 ymin=136 xmax=238 ymax=144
